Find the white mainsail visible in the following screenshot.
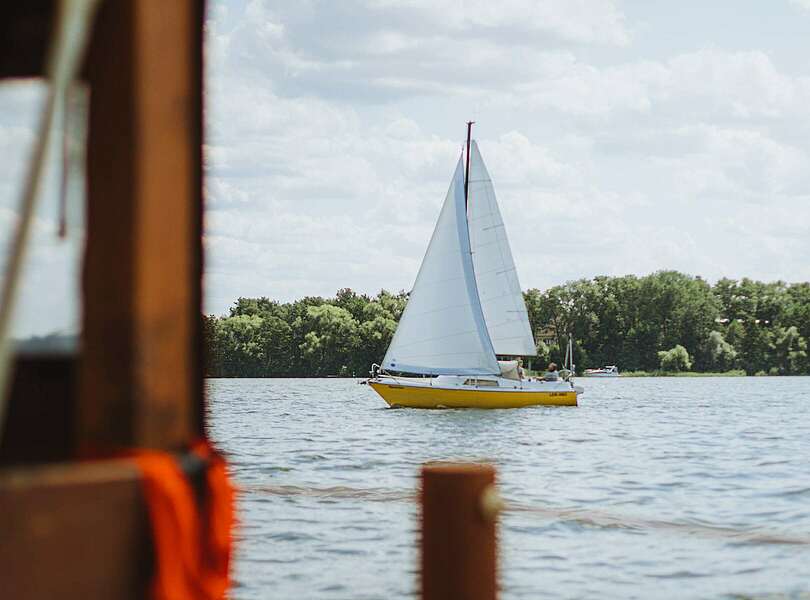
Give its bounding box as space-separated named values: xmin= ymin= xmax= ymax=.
xmin=382 ymin=157 xmax=499 ymax=375
xmin=467 ymin=140 xmax=537 ymax=356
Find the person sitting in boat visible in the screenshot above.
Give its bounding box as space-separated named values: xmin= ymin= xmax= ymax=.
xmin=544 ymin=362 xmax=559 ymax=381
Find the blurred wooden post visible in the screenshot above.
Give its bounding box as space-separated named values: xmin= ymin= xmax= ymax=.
xmin=421 ymin=463 xmax=498 ymax=600
xmin=79 ymin=0 xmax=205 ymax=451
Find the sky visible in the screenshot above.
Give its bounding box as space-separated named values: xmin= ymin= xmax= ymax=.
xmin=203 ymin=0 xmax=810 ymax=316
xmin=1 ymin=0 xmax=810 ymax=335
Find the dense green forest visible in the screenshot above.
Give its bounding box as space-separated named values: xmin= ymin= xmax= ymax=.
xmin=204 ymin=271 xmax=810 ymax=377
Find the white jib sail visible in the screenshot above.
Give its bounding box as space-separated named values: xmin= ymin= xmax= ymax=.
xmin=382 ymin=156 xmax=499 ymax=375
xmin=467 ymin=140 xmax=537 ymax=356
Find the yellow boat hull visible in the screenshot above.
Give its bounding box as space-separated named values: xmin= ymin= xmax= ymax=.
xmin=369 ymin=381 xmax=578 ymax=409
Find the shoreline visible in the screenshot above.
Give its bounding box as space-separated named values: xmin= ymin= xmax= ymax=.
xmin=203 ymin=371 xmax=810 ymax=380
xmin=617 ymin=370 xmax=747 ymax=377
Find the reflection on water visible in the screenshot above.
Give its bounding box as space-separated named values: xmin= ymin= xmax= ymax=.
xmin=207 ymin=377 xmax=810 ymax=600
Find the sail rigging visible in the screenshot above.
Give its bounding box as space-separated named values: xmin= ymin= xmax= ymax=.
xmin=467 ymin=140 xmax=537 ymax=356
xmin=381 ymin=157 xmax=500 ymax=375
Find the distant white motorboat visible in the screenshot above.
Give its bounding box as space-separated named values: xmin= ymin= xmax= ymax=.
xmin=583 ymin=365 xmax=619 ymax=377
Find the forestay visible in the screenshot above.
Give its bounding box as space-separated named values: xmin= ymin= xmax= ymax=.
xmin=382 ymin=157 xmax=499 ymax=375
xmin=467 ymin=140 xmax=536 ymax=356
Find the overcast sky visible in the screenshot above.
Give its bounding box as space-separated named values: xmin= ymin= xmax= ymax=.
xmin=1 ymin=1 xmax=810 ymax=335
xmin=204 ymin=0 xmax=810 ymax=316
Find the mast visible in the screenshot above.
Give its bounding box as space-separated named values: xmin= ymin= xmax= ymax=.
xmin=464 ymin=120 xmax=474 ymax=208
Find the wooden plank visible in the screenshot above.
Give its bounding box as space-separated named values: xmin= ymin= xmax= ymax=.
xmin=0 ymin=355 xmax=77 ymax=466
xmin=0 ymin=461 xmax=149 ymax=600
xmin=421 ymin=463 xmax=499 ymax=600
xmin=80 ymin=0 xmax=204 ymax=450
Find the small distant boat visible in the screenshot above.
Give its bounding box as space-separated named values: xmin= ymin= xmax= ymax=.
xmin=367 ymin=123 xmax=582 ymax=409
xmin=583 ymin=366 xmax=619 ymax=377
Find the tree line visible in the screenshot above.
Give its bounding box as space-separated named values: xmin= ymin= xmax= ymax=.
xmin=204 ymin=271 xmax=810 ymax=377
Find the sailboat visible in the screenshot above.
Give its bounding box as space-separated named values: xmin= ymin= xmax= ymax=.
xmin=368 ymin=124 xmax=583 ymax=408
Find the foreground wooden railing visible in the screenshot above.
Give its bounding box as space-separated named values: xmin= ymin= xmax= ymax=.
xmin=0 ymin=2 xmax=205 ymax=599
xmin=0 ymin=460 xmax=148 ymax=599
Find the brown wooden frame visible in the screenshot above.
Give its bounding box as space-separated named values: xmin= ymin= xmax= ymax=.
xmin=0 ymin=2 xmax=206 ymax=597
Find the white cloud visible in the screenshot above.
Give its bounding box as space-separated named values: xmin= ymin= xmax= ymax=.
xmin=199 ymin=2 xmax=810 ymax=315
xmin=215 ymin=0 xmax=630 ymax=105
xmin=368 ymin=0 xmax=631 ymax=45
xmin=512 ymin=49 xmax=810 ymax=120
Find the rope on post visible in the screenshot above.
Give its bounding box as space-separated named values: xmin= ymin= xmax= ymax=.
xmin=420 ymin=463 xmax=499 ymax=600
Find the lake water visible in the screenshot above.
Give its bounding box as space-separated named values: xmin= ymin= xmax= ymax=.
xmin=206 ymin=377 xmax=810 ymax=600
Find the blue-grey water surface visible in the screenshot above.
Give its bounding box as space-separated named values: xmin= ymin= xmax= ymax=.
xmin=206 ymin=377 xmax=810 ymax=599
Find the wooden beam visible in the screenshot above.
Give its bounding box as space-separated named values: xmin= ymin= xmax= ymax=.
xmin=80 ymin=0 xmax=204 ymax=450
xmin=0 ymin=461 xmax=149 ymax=600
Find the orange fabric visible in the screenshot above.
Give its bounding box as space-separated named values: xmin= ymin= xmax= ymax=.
xmin=131 ymin=441 xmax=235 ymax=600
xmin=192 ymin=440 xmax=236 ymax=597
